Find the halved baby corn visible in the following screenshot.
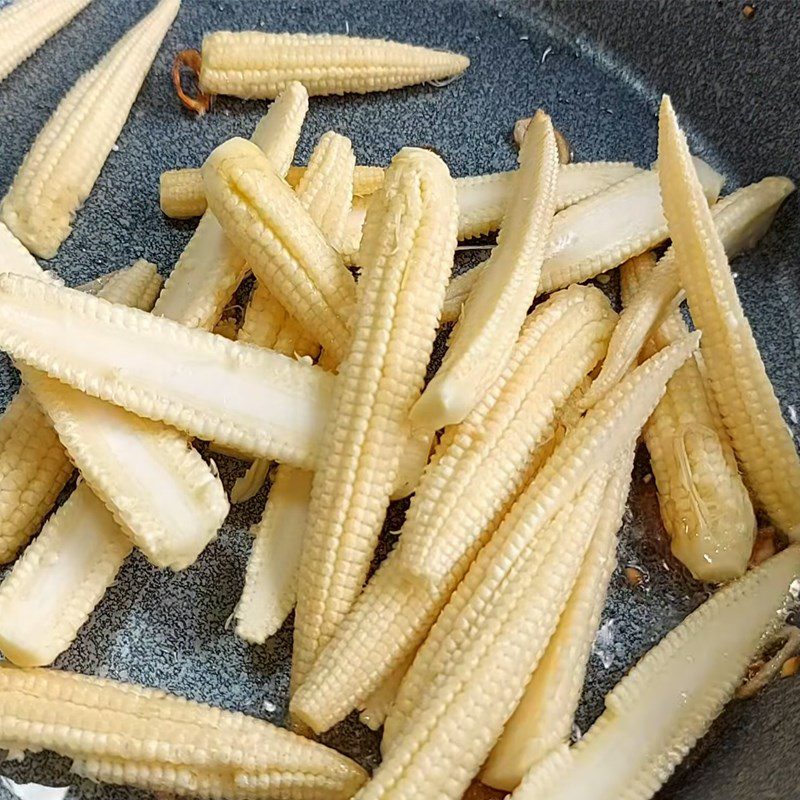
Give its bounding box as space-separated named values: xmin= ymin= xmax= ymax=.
xmin=440 ymin=158 xmax=724 ymax=322
xmin=658 ymin=96 xmax=800 ymax=538
xmin=0 ymin=249 xmax=161 ymax=564
xmin=367 ymin=338 xmax=697 ymax=799
xmin=203 ymin=137 xmax=355 ymax=363
xmin=510 ymin=545 xmax=800 ymax=800
xmin=0 ymin=666 xmax=368 ymax=800
xmin=235 ymin=467 xmax=312 ymax=644
xmin=586 ymin=176 xmax=796 ymax=407
xmin=290 ymin=286 xmax=617 ymax=732
xmin=0 ymin=0 xmax=179 ymax=258
xmin=0 ymin=482 xmax=132 ymax=667
xmin=481 ymin=456 xmax=626 ymax=791
xmin=411 ymin=110 xmax=559 ymax=430
xmin=622 ymin=253 xmax=755 ymax=581
xmin=291 ymin=147 xmax=458 ymax=690
xmin=455 ymin=161 xmax=640 ymax=241
xmin=0 ymin=0 xmax=92 ymax=83
xmin=0 ymin=275 xmax=334 ymax=470
xmin=196 ymin=30 xmax=469 ymax=99
xmin=154 ymin=81 xmax=308 ymax=330
xmin=159 ymin=160 xmax=637 ymax=245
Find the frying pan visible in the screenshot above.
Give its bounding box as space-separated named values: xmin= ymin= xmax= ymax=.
xmin=0 ymin=1 xmax=798 ymax=798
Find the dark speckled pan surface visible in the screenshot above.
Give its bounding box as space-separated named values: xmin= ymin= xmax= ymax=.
xmin=0 ymin=1 xmax=798 ymax=798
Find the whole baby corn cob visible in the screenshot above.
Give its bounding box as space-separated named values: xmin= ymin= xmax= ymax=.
xmin=511 ymin=545 xmax=800 ymax=800
xmin=0 ymin=482 xmax=132 ymax=667
xmin=0 ymin=0 xmax=92 ymax=83
xmin=440 ymin=158 xmax=724 ymax=321
xmin=204 ymin=137 xmax=355 ymax=363
xmin=291 ymin=147 xmax=458 ymax=691
xmin=154 ymin=81 xmax=308 ymax=330
xmin=658 ymin=96 xmax=800 ymax=538
xmin=411 ymin=111 xmax=559 ymax=430
xmin=0 ymin=275 xmax=334 ymax=471
xmin=0 ymin=0 xmax=179 ymax=258
xmin=361 ymin=460 xmax=628 ymax=800
xmin=290 ymin=286 xmax=616 ymax=732
xmin=622 ymin=253 xmax=755 ymax=581
xmin=481 ymin=456 xmax=627 ymax=791
xmin=196 ymin=30 xmax=469 ymax=99
xmin=232 ymin=130 xmax=354 ymax=500
xmin=586 ymin=176 xmax=795 ymax=407
xmin=234 ymin=131 xmax=357 ymax=633
xmin=378 ymin=336 xmax=697 ymax=786
xmin=0 ymin=666 xmax=367 ymax=800
xmin=0 ymin=248 xmax=160 ymax=564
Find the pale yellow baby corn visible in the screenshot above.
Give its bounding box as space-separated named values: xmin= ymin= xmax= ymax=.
xmin=481 ymin=456 xmax=627 ymax=791
xmin=0 ymin=249 xmax=160 ymax=564
xmin=198 ymin=30 xmax=469 ymax=99
xmin=659 ymin=96 xmax=800 ymax=538
xmin=511 ymin=545 xmax=800 ymax=800
xmin=441 ymin=158 xmax=724 ymax=321
xmin=232 ymin=130 xmax=354 ymax=501
xmin=455 ymin=161 xmax=640 ymax=241
xmin=0 ymin=0 xmax=179 ymax=258
xmin=159 ymin=164 xmax=383 ymax=220
xmin=154 ymin=81 xmax=308 ymax=330
xmin=0 ymin=666 xmax=368 ymax=800
xmin=0 ymin=0 xmax=92 ymax=83
xmin=0 ymin=482 xmax=132 ymax=667
xmin=235 ymin=467 xmax=312 ymax=643
xmin=291 ymin=147 xmax=458 ymax=691
xmin=587 ymin=176 xmax=795 ymax=408
xmin=361 ymin=463 xmax=625 ymax=800
xmin=290 ymin=286 xmax=616 ymax=732
xmin=204 ymin=137 xmax=355 ymax=362
xmin=366 ymin=337 xmax=698 ymax=799
xmin=622 ymin=253 xmax=755 ymax=581
xmin=0 ymin=275 xmax=334 ymax=470
xmin=411 ymin=110 xmax=559 ymax=430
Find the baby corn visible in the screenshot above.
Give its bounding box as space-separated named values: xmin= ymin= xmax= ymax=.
xmin=362 ymin=463 xmax=626 ymax=800
xmin=0 ymin=275 xmax=334 ymax=470
xmin=235 ymin=468 xmax=312 ymax=643
xmin=658 ymin=96 xmax=800 ymax=537
xmin=290 ymin=286 xmax=616 ymax=732
xmin=0 ymin=252 xmax=161 ymax=565
xmin=441 ymin=159 xmax=724 ymax=321
xmin=198 ymin=30 xmax=469 ymax=99
xmin=160 ymin=159 xmax=636 ymax=248
xmin=204 ymin=137 xmax=355 ymax=362
xmin=455 ymin=161 xmax=640 ymax=241
xmin=379 ymin=336 xmax=696 ymax=778
xmin=511 ymin=545 xmax=800 ymax=800
xmin=0 ymin=0 xmax=91 ymax=83
xmin=481 ymin=458 xmax=626 ymax=791
xmin=291 ymin=147 xmax=458 ymax=690
xmin=586 ymin=176 xmax=795 ymax=407
xmin=358 ymin=654 xmax=414 ymax=731
xmin=411 ymin=111 xmax=559 ymax=430
xmin=0 ymin=0 xmax=179 ymax=258
xmin=0 ymin=482 xmax=132 ymax=667
xmin=622 ymin=253 xmax=755 ymax=581
xmin=154 ymin=81 xmax=308 ymax=330
xmin=0 ymin=666 xmax=368 ymax=800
